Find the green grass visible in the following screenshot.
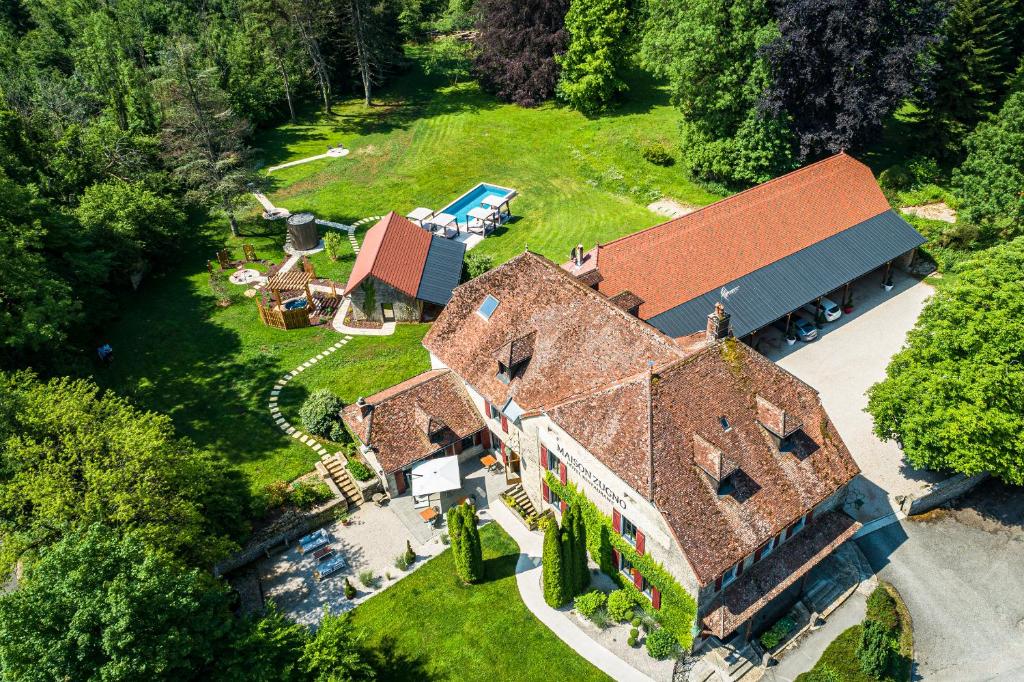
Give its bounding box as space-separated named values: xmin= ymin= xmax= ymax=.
xmin=93 ymin=46 xmax=721 ymax=496
xmin=255 ymin=50 xmax=719 ymax=268
xmin=350 ymin=523 xmax=610 ymax=682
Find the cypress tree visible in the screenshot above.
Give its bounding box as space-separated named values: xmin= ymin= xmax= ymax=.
xmin=447 ymin=504 xmax=468 ymax=581
xmin=462 ymin=506 xmax=484 ymax=583
xmin=571 ymin=502 xmax=589 ymax=592
xmin=561 ymin=523 xmax=577 ymax=600
xmin=542 ymin=517 xmax=568 ymax=607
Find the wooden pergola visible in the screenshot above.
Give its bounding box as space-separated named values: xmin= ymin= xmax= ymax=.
xmin=258 ymin=270 xmax=316 ymax=330
xmin=265 ymin=270 xmax=314 ymax=307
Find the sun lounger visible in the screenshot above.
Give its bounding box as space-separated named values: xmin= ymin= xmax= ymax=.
xmin=313 ymin=546 xmax=335 ymax=562
xmin=298 ymin=528 xmax=329 ymax=554
xmin=313 ymin=553 xmax=348 ymax=581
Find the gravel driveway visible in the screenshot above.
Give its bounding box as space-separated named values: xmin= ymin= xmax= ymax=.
xmin=857 ymin=480 xmax=1024 ymax=681
xmin=763 ymin=270 xmax=943 ymax=519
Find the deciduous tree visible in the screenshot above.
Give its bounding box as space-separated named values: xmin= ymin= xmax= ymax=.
xmin=760 ymin=0 xmax=945 ymax=160
xmin=474 ymin=0 xmax=569 ymax=107
xmin=556 ymin=0 xmax=630 ymax=114
xmin=867 ymin=237 xmax=1024 ymax=485
xmin=299 ymin=610 xmax=376 ymax=681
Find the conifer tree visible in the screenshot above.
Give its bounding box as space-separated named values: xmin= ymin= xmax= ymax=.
xmin=556 ymin=0 xmax=631 ymax=113
xmin=570 ymin=502 xmax=589 ymax=592
xmin=461 ymin=505 xmax=484 ymax=583
xmin=542 ymin=517 xmax=568 ymax=607
xmin=446 ymin=504 xmax=467 ymax=579
xmin=561 ymin=517 xmax=578 ymax=599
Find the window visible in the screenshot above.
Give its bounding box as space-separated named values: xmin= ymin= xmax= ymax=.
xmin=489 ymin=402 xmax=501 ymax=420
xmin=460 ymin=435 xmax=474 ymax=450
xmin=545 ymin=485 xmax=562 ymax=506
xmin=619 ymin=553 xmax=633 ymax=578
xmin=792 ymin=513 xmax=807 ymax=536
xmin=546 ymin=450 xmax=560 ymax=473
xmin=761 ymin=535 xmax=776 ymax=560
xmin=477 ymin=294 xmax=500 ymax=320
xmin=722 ymin=562 xmax=739 ymax=588
xmin=719 ymin=416 xmax=731 ymax=432
xmin=620 ymin=515 xmax=638 ymax=546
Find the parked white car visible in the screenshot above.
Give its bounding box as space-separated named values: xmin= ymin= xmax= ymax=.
xmin=802 ymin=296 xmax=842 ymax=323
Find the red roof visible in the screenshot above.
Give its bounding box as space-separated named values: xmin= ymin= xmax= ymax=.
xmin=579 ymin=153 xmax=891 ymax=319
xmin=344 ymin=212 xmax=432 ymax=297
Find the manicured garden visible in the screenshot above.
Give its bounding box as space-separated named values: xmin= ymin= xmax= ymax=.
xmin=349 ymin=522 xmax=611 ymax=682
xmin=795 ymin=583 xmax=913 ymax=682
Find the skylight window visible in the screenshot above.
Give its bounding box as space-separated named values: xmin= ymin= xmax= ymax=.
xmin=477 ymin=294 xmax=500 ymax=320
xmin=720 ymin=416 xmax=731 ymax=432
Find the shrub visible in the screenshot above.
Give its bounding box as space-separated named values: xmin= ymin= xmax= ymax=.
xmin=865 ymin=586 xmax=899 ymax=633
xmin=358 ymin=570 xmax=378 ymax=588
xmin=440 ymin=532 xmax=450 ymax=546
xmin=645 ymin=628 xmax=678 ymax=659
xmin=641 ymin=143 xmax=674 ymax=166
xmin=627 ymin=634 xmax=637 ymax=647
xmin=589 ymin=606 xmax=609 ymax=629
xmin=299 ymin=390 xmax=344 ymax=438
xmin=343 ymin=578 xmax=356 ymax=600
xmin=329 ymin=421 xmax=347 ymax=444
xmin=404 ymin=539 xmax=416 ymax=565
xmin=290 ymin=480 xmax=332 ymax=508
xmin=574 ymin=591 xmax=607 ymax=619
xmin=759 ymin=616 xmax=797 ymax=650
xmin=462 ymin=251 xmax=495 ymax=282
xmin=606 ymin=589 xmax=636 ymax=622
xmin=262 ymin=480 xmax=292 ymax=510
xmin=324 ymin=231 xmax=342 ymax=261
xmin=857 ymin=620 xmax=895 ymax=677
xmin=631 ymin=617 xmax=641 ymax=628
xmin=346 ymin=459 xmax=373 ymax=482
xmin=878 ymin=164 xmax=912 ymax=191
xmin=630 ymin=627 xmax=639 ymax=639
xmin=448 ymin=504 xmax=482 ymax=583
xmin=394 ymin=553 xmax=410 ymax=571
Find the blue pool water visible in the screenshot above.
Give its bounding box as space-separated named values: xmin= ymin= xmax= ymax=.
xmin=439 ymin=183 xmax=515 ymax=227
xmin=284 ymin=298 xmax=308 ymax=311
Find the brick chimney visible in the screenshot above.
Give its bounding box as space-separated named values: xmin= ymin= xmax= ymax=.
xmin=706 ymin=302 xmax=731 ymax=341
xmin=355 ymin=396 xmax=372 ymax=421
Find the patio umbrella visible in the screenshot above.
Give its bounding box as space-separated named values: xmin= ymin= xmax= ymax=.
xmin=410 ymin=455 xmax=461 ymax=498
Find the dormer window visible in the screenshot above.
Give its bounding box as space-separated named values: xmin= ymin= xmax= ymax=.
xmin=477 ymin=294 xmax=500 ymax=320
xmin=494 ymin=330 xmax=536 ymax=383
xmin=756 ymin=395 xmax=819 ymax=458
xmin=414 ymin=405 xmax=447 ymax=444
xmin=693 ymin=434 xmax=740 ymax=498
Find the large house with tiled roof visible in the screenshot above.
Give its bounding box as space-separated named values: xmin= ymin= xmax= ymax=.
xmin=344 ymin=212 xmax=465 ymax=323
xmin=563 ymin=152 xmax=925 ymax=340
xmin=336 ymin=156 xmax=928 ymax=650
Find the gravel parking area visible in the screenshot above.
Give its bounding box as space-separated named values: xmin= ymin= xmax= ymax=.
xmin=760 ymin=270 xmax=942 ymax=519
xmin=857 ymin=480 xmax=1024 ymax=681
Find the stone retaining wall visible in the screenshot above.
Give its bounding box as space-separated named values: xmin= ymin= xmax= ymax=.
xmin=901 ymin=472 xmax=988 ymax=516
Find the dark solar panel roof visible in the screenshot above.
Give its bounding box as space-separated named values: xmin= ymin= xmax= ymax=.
xmin=646 ymin=210 xmax=925 ymax=339
xmin=416 ymin=236 xmax=466 ymax=305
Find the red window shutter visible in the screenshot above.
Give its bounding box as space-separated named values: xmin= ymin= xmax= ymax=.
xmin=612 ymin=509 xmax=621 ymax=533
xmin=559 ymin=462 xmax=567 ymax=485
xmin=736 ymin=559 xmax=745 ymax=577
xmin=754 ymin=546 xmax=763 ymax=562
xmin=501 ymin=414 xmax=508 ymax=433
xmin=540 ymin=445 xmax=547 ymax=468
xmin=481 ymin=430 xmax=491 ymax=449
xmin=651 ymin=587 xmax=661 ymax=609
xmin=635 ymin=529 xmax=646 ymax=555
xmin=560 ymin=500 xmax=567 ymax=513
xmin=786 ymin=523 xmax=795 ymax=539
xmin=454 ymin=439 xmax=463 ymax=454
xmin=632 ymin=568 xmax=643 ymax=590
xmin=542 ymin=480 xmax=550 ymax=502
xmin=611 ymin=548 xmax=620 ymax=569
xmin=483 ymin=399 xmax=491 ymax=418
xmin=714 ymin=575 xmax=723 ymax=592
xmin=395 ymin=470 xmax=407 ymax=494
xmin=500 ymin=440 xmax=507 ymax=463
xmin=807 ymin=508 xmax=815 ymax=521
xmin=473 ymin=432 xmax=481 ymax=446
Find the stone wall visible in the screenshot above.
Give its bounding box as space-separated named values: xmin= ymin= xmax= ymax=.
xmin=348 ymin=276 xmax=421 ymax=322
xmin=902 ymin=472 xmax=988 ymax=516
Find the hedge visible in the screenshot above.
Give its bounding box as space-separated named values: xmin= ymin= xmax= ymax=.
xmin=545 ymin=473 xmax=697 ymax=647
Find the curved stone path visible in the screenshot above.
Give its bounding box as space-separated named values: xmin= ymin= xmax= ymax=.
xmin=268 ymin=335 xmax=355 ymax=460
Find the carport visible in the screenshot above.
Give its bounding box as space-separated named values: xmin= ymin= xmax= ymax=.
xmin=644 ymin=210 xmax=925 ymax=340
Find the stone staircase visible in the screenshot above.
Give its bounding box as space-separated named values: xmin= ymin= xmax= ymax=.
xmin=804 ymin=576 xmax=845 ymax=616
xmin=322 ymin=454 xmax=359 ymax=507
xmin=703 ymin=637 xmax=761 ymax=682
xmin=505 ymin=484 xmax=538 ymax=518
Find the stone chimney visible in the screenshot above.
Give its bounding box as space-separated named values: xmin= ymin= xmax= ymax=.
xmin=706 ymin=302 xmax=731 ymax=342
xmin=355 ymin=396 xmax=372 ymax=421
xmin=574 ymin=243 xmax=584 ymax=267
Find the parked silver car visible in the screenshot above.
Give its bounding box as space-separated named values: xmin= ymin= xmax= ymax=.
xmin=802 ymin=296 xmax=842 ymax=323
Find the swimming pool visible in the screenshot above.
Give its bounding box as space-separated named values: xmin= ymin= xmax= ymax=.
xmin=438 ymin=182 xmax=517 ymax=227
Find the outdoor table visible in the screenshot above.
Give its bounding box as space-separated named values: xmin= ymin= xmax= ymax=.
xmin=419 ymin=507 xmax=439 ymax=524
xmin=480 ymin=454 xmax=497 ymax=468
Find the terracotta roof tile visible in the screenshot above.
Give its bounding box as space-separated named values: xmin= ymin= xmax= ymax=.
xmin=344 ymin=212 xmax=433 ymax=298
xmin=341 ymin=370 xmax=483 ymax=473
xmin=423 ymin=252 xmax=689 ymax=412
xmin=585 ymin=153 xmax=892 ymax=319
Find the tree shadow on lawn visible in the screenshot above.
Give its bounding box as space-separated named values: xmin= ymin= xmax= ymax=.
xmin=369 ymin=635 xmax=438 ymax=682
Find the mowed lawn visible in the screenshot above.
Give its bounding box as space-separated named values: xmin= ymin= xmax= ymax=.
xmin=257 ymin=48 xmax=719 ymax=267
xmin=95 ymin=46 xmax=718 ymax=495
xmin=351 ymin=523 xmax=610 ymax=682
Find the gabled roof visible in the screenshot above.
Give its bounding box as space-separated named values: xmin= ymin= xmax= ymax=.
xmin=341 ymin=370 xmax=483 ymax=473
xmin=423 ymin=252 xmax=688 ymax=414
xmin=344 ymin=212 xmax=465 ymax=305
xmin=573 ymin=153 xmax=898 ymax=321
